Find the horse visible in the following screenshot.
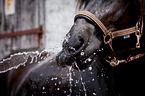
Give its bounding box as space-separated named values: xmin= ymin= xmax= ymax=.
xmin=1 ymin=0 xmax=145 ymax=96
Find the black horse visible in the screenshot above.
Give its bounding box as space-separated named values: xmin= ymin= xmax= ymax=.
xmin=0 ymin=0 xmax=145 ymax=96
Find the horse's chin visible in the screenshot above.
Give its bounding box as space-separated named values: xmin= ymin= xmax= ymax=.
xmin=56 ymin=49 xmax=96 ymax=69
xmin=56 ymin=50 xmax=76 ymax=66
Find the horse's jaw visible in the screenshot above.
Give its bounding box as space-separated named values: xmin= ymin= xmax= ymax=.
xmin=56 ymin=47 xmax=101 ymax=70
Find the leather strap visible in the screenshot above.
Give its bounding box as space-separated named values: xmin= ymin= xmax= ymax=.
xmin=75 ymin=11 xmax=108 ymax=35
xmin=75 ymin=11 xmax=141 ymax=49
xmin=105 ymin=53 xmax=145 ymax=67
xmin=75 ymin=10 xmax=144 ymax=67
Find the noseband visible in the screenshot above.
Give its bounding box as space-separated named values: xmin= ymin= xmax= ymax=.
xmin=74 ymin=10 xmax=145 ymax=67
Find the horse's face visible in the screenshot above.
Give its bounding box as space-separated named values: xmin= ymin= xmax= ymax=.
xmin=57 ymin=18 xmax=102 ymax=67
xmin=57 ymin=0 xmax=143 ymax=68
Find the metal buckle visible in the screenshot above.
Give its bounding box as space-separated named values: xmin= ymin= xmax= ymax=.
xmin=110 ymin=57 xmax=126 ymax=67
xmin=110 ymin=58 xmax=119 ymax=67
xmin=104 ymin=32 xmax=112 ymax=44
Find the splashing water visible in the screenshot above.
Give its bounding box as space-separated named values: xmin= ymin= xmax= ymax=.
xmin=74 ymin=61 xmax=87 ymax=96
xmin=0 ymin=50 xmax=50 ymax=73
xmin=68 ymin=66 xmax=73 ymax=96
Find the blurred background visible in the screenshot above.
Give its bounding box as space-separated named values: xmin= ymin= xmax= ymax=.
xmin=0 ymin=0 xmax=76 ymax=60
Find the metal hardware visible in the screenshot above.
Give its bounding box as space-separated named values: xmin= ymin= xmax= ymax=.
xmin=104 ymin=32 xmax=112 ymax=44
xmin=135 ymin=30 xmax=141 ymax=48
xmin=75 ymin=10 xmax=144 ymax=67
xmin=110 ymin=57 xmax=126 ymax=67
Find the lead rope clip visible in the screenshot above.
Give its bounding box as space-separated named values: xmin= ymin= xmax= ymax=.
xmin=136 ymin=32 xmax=141 ymax=48
xmin=135 ymin=23 xmax=142 ymax=48
xmin=110 ymin=57 xmax=126 ymax=67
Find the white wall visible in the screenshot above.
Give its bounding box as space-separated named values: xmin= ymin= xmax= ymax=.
xmin=44 ymin=0 xmax=76 ymax=53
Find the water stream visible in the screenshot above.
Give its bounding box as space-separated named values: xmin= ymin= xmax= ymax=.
xmin=0 ymin=50 xmax=88 ymax=95
xmin=68 ymin=66 xmax=73 ymax=96
xmin=0 ymin=50 xmax=49 ymax=73
xmin=74 ymin=61 xmax=87 ymax=96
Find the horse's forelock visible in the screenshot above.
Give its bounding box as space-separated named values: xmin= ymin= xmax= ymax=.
xmin=76 ymin=0 xmax=90 ymax=9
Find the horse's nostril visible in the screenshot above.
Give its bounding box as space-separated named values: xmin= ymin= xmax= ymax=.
xmin=74 ymin=36 xmax=84 ymax=50
xmin=79 ymin=37 xmax=84 ymax=44
xmin=67 ymin=37 xmax=85 ymax=53
xmin=65 ymin=35 xmax=85 ymax=53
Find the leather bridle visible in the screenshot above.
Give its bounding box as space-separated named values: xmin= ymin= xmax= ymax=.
xmin=74 ymin=10 xmax=145 ymax=67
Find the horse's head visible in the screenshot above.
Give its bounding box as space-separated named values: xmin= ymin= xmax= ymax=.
xmin=57 ymin=0 xmax=145 ymax=69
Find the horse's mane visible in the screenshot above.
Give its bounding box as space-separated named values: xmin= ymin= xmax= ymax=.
xmin=76 ymin=0 xmax=145 ymax=13
xmin=76 ymin=0 xmax=145 ymax=22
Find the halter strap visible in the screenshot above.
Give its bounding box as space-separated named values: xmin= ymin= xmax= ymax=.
xmin=75 ymin=10 xmax=144 ymax=67
xmin=75 ymin=11 xmax=141 ymax=48
xmin=76 ymin=11 xmax=108 ymax=34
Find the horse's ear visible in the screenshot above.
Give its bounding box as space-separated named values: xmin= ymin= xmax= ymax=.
xmin=139 ymin=0 xmax=145 ymax=12
xmin=140 ymin=0 xmax=145 ymax=17
xmin=134 ymin=0 xmax=145 ymax=17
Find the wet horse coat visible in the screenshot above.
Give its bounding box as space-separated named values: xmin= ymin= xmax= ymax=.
xmin=1 ymin=0 xmax=145 ymax=96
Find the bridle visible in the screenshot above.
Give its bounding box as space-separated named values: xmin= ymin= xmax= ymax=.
xmin=74 ymin=10 xmax=145 ymax=67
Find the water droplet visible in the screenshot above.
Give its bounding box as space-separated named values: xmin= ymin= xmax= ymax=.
xmin=73 ymin=72 xmax=76 ymax=76
xmin=70 ymin=47 xmax=76 ymax=51
xmin=88 ymin=58 xmax=92 ymax=62
xmin=57 ymin=88 xmax=60 ymax=90
xmin=82 ymin=70 xmax=85 ymax=72
xmin=43 ymin=87 xmax=45 ymax=90
xmin=80 ymin=52 xmax=85 ymax=56
xmin=90 ymin=72 xmax=93 ymax=74
xmin=84 ymin=58 xmax=92 ymax=63
xmin=88 ymin=66 xmax=92 ymax=70
xmin=58 ymin=81 xmax=62 ymax=84
xmin=51 ymin=77 xmax=58 ymax=80
xmin=93 ymin=92 xmax=97 ymax=95
xmin=42 ymin=92 xmax=46 ymax=94
xmin=76 ymin=80 xmax=79 ymax=84
xmin=93 ymin=53 xmax=96 ymax=55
